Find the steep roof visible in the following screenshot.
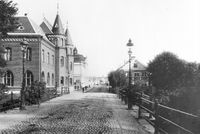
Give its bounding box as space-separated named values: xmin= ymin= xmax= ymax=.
xmin=52 ymin=14 xmax=64 ymax=35
xmin=40 ymin=17 xmax=53 ymax=34
xmin=65 ymin=27 xmax=73 ymax=45
xmin=12 ymin=16 xmax=45 ymax=36
xmin=132 ymin=60 xmax=146 ymax=71
xmin=123 ymin=59 xmax=147 ymax=72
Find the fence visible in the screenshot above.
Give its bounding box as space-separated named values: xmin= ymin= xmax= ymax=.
xmin=0 ymin=92 xmax=20 ymax=112
xmin=0 ymin=86 xmax=58 ymax=112
xmin=119 ymin=91 xmax=200 ymax=134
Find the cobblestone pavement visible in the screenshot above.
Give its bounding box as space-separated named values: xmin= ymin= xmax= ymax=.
xmin=0 ymin=88 xmax=148 ymax=134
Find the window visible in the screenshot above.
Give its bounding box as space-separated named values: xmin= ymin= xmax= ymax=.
xmin=18 ymin=26 xmax=24 ymax=30
xmin=47 ymin=52 xmax=50 ymax=64
xmin=61 ymin=38 xmax=64 ymax=46
xmin=25 ymin=70 xmax=33 ymax=86
xmin=52 ymin=55 xmax=54 ymax=65
xmin=65 ymin=57 xmax=68 ymax=69
xmin=134 ymin=63 xmax=138 ymax=68
xmin=26 ymin=47 xmax=32 ymax=61
xmin=134 ymin=72 xmax=140 ymax=77
xmin=52 ymin=74 xmax=54 ymax=85
xmin=5 ymin=47 xmax=12 ymax=61
xmin=61 ymin=76 xmax=64 ymax=85
xmin=42 ymin=49 xmax=45 ymax=62
xmin=66 ymin=48 xmax=68 ymax=55
xmin=3 ymin=70 xmax=14 ymax=86
xmin=70 ymin=62 xmax=73 ymax=71
xmin=70 ymin=78 xmax=73 ymax=86
xmin=41 ymin=71 xmax=45 ymax=82
xmin=47 ymin=72 xmax=50 ymax=86
xmin=61 ymin=56 xmax=64 ymax=67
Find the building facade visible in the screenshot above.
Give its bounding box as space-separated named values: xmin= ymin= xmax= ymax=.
xmin=0 ymin=13 xmax=74 ymax=94
xmin=125 ymin=60 xmax=149 ymax=86
xmin=73 ymin=48 xmax=88 ymax=90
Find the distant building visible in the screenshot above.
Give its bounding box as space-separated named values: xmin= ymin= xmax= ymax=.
xmin=0 ymin=13 xmax=75 ymax=94
xmin=125 ymin=60 xmax=149 ymax=86
xmin=73 ymin=48 xmax=87 ymax=90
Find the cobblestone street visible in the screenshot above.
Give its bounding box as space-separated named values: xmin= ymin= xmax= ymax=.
xmin=0 ymin=86 xmax=147 ymax=134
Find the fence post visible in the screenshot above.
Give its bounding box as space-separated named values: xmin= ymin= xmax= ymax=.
xmin=137 ymin=92 xmax=142 ymax=119
xmin=11 ymin=91 xmax=13 ymax=108
xmin=154 ymin=99 xmax=159 ymax=134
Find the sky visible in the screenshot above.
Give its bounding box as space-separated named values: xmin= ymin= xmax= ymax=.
xmin=12 ymin=0 xmax=200 ymax=77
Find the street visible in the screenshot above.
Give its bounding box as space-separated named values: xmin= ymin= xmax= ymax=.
xmin=0 ymin=86 xmax=147 ymax=134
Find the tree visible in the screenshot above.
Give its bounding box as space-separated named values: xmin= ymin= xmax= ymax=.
xmin=0 ymin=0 xmax=19 ymax=36
xmin=147 ymin=52 xmax=185 ymax=92
xmin=0 ymin=0 xmax=18 ymax=96
xmin=108 ymin=70 xmax=127 ymax=89
xmin=0 ymin=0 xmax=19 ymax=69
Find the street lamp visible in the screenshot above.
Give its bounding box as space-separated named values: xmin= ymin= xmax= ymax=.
xmin=20 ymin=38 xmax=29 ymax=110
xmin=126 ymin=39 xmax=133 ymax=110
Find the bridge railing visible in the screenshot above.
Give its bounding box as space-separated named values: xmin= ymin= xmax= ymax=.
xmin=118 ymin=91 xmax=200 ymax=134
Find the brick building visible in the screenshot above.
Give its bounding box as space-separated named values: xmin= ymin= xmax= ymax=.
xmin=0 ymin=13 xmax=74 ymax=94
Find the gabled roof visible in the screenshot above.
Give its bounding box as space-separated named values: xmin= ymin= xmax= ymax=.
xmin=132 ymin=60 xmax=146 ymax=71
xmin=52 ymin=14 xmax=64 ymax=35
xmin=12 ymin=16 xmax=45 ymax=36
xmin=40 ymin=17 xmax=53 ymax=34
xmin=65 ymin=27 xmax=73 ymax=45
xmin=123 ymin=59 xmax=147 ymax=72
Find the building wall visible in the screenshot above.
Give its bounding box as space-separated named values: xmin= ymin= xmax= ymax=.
xmin=1 ymin=36 xmax=40 ymax=90
xmin=40 ymin=39 xmax=55 ymax=87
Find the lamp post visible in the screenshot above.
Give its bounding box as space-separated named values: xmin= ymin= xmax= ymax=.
xmin=126 ymin=39 xmax=133 ymax=110
xmin=68 ymin=72 xmax=70 ymax=93
xmin=20 ymin=38 xmax=29 ymax=110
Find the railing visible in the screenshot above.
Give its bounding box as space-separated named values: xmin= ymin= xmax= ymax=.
xmin=118 ymin=91 xmax=200 ymax=134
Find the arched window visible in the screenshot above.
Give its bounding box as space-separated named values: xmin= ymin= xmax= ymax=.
xmin=47 ymin=72 xmax=50 ymax=86
xmin=52 ymin=55 xmax=54 ymax=65
xmin=66 ymin=48 xmax=68 ymax=55
xmin=65 ymin=57 xmax=68 ymax=69
xmin=61 ymin=56 xmax=64 ymax=67
xmin=61 ymin=38 xmax=64 ymax=46
xmin=5 ymin=47 xmax=12 ymax=61
xmin=70 ymin=62 xmax=73 ymax=71
xmin=3 ymin=70 xmax=14 ymax=86
xmin=42 ymin=49 xmax=45 ymax=62
xmin=25 ymin=70 xmax=33 ymax=86
xmin=26 ymin=47 xmax=32 ymax=61
xmin=41 ymin=71 xmax=45 ymax=82
xmin=61 ymin=76 xmax=64 ymax=85
xmin=47 ymin=52 xmax=50 ymax=64
xmin=52 ymin=73 xmax=54 ymax=85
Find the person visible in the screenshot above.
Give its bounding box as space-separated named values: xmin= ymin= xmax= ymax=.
xmin=82 ymin=87 xmax=85 ymax=93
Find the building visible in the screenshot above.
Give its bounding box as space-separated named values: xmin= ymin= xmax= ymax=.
xmin=125 ymin=60 xmax=149 ymax=86
xmin=0 ymin=13 xmax=75 ymax=94
xmin=73 ymin=48 xmax=88 ymax=90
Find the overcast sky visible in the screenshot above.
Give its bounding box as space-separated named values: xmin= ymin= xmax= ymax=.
xmin=13 ymin=0 xmax=200 ymax=77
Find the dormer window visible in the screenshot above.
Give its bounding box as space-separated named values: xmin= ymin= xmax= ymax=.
xmin=18 ymin=26 xmax=24 ymax=30
xmin=134 ymin=63 xmax=138 ymax=68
